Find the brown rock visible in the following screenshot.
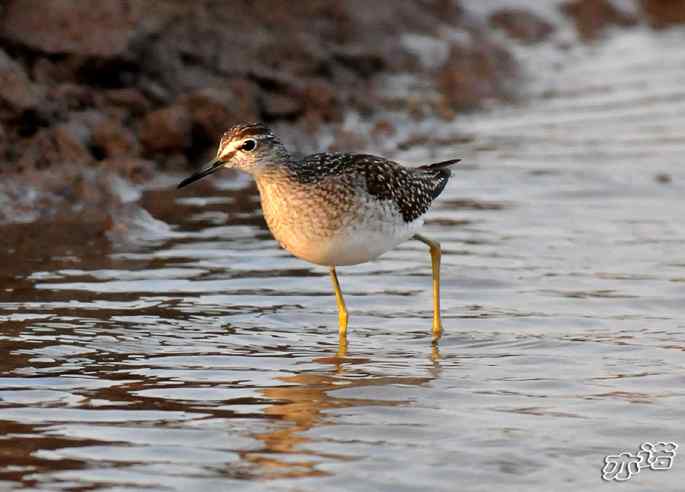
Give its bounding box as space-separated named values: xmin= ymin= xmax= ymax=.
xmin=489 ymin=9 xmax=555 ymax=44
xmin=179 ymin=86 xmax=258 ymax=143
xmin=92 ymin=119 xmax=139 ymax=158
xmin=104 ymin=88 xmax=151 ymax=115
xmin=101 ymin=157 xmax=155 ymax=183
xmin=0 ymin=0 xmax=144 ymax=57
xmin=138 ymin=105 xmax=192 ymax=153
xmin=62 ymin=110 xmax=106 ymax=144
xmin=438 ymin=40 xmax=516 ymax=111
xmin=562 ymin=0 xmax=637 ymax=40
xmin=31 ymin=57 xmax=77 ymax=85
xmin=17 ymin=125 xmax=92 ymax=172
xmin=0 ymin=49 xmax=42 ymax=110
xmin=45 ymin=83 xmax=96 ymax=116
xmin=301 ymin=80 xmax=339 ymax=122
xmin=10 ymin=109 xmax=104 ymax=167
xmin=261 ymin=93 xmax=303 ymax=120
xmin=52 ymin=126 xmax=93 ymax=165
xmin=330 ymin=46 xmax=386 ymax=78
xmin=641 ymin=0 xmax=685 ymax=28
xmin=0 ymin=122 xmax=6 ymax=158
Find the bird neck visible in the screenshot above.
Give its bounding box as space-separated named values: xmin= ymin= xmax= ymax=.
xmin=252 ymin=151 xmax=303 ymax=209
xmin=254 ymin=164 xmax=308 ymax=240
xmin=254 ymin=161 xmax=299 ymax=187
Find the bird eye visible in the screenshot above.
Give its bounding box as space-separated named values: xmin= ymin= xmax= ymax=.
xmin=241 ymin=139 xmax=257 ymax=151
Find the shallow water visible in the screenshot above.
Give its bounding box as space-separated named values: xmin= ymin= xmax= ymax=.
xmin=2 ymin=28 xmax=685 ymax=491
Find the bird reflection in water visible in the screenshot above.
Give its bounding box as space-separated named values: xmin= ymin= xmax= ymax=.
xmin=238 ymin=340 xmax=443 ymax=479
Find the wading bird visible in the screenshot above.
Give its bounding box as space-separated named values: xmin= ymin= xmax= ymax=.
xmin=178 ymin=123 xmax=459 ymax=343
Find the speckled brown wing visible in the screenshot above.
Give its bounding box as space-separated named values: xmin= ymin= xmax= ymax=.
xmin=294 ymin=153 xmax=460 ymax=222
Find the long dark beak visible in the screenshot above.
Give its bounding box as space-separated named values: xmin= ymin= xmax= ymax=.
xmin=177 ymin=158 xmax=224 ymax=189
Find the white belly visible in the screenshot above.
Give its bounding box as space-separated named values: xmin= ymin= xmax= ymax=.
xmin=283 ymin=216 xmax=423 ymax=266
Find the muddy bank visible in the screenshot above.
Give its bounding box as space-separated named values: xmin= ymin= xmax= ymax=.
xmin=0 ymin=0 xmax=683 ymax=225
xmin=0 ymin=0 xmax=522 ymax=224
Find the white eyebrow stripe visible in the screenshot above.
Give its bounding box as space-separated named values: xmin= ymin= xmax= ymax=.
xmin=218 ymin=140 xmax=241 ymax=159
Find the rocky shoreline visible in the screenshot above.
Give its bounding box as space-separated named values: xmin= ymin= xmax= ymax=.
xmin=0 ymin=0 xmax=682 ymax=224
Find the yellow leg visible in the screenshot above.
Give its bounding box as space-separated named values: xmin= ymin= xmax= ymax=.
xmin=337 ymin=332 xmax=348 ymax=358
xmin=414 ymin=234 xmax=442 ymax=342
xmin=329 ymin=267 xmax=348 ymax=338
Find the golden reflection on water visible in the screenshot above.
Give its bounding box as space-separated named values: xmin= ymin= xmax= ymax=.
xmin=241 ymin=343 xmax=439 ymax=480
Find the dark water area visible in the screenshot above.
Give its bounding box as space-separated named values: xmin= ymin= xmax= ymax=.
xmin=1 ymin=28 xmax=685 ymax=491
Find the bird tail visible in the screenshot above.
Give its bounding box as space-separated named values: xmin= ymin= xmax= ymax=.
xmin=419 ymin=158 xmax=462 ymax=171
xmin=418 ymin=159 xmax=461 ymax=199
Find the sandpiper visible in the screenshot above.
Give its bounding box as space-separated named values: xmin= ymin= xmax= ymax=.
xmin=178 ymin=123 xmax=460 ymax=342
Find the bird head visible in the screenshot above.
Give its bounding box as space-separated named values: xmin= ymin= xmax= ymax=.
xmin=178 ymin=123 xmax=288 ymax=188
